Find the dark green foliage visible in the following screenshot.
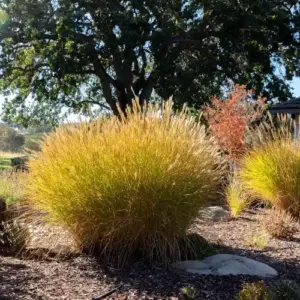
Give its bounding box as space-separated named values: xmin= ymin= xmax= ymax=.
xmin=0 ymin=1 xmax=299 ymax=125
xmin=238 ymin=280 xmax=300 ymax=300
xmin=271 ymin=280 xmax=300 ymax=300
xmin=179 ymin=233 xmax=217 ymax=260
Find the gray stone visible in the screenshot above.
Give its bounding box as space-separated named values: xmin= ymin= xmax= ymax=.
xmin=175 ymin=254 xmax=278 ymax=278
xmin=199 ymin=206 xmax=231 ymax=221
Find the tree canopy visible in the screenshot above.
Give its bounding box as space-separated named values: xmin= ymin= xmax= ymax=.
xmin=0 ymin=0 xmax=299 ymax=125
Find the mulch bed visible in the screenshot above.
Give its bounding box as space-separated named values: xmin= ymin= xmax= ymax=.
xmin=1 ymin=210 xmax=300 ymax=300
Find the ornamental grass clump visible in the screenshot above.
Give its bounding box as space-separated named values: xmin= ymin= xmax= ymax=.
xmin=225 ymin=173 xmax=253 ymax=217
xmin=26 ymin=100 xmax=223 ymax=265
xmin=240 ymin=139 xmax=300 ymax=217
xmin=263 ymin=209 xmax=297 ymax=239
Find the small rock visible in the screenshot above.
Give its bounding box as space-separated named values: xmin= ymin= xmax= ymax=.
xmin=199 ymin=206 xmax=230 ymax=222
xmin=175 ymin=254 xmax=278 ymax=278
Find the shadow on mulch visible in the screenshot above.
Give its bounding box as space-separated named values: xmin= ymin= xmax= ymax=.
xmin=0 ymin=252 xmax=39 ymax=300
xmin=1 ymin=235 xmax=300 ymax=300
xmin=87 ymin=238 xmax=300 ymax=300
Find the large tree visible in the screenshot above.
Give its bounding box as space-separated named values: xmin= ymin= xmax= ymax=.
xmin=0 ymin=0 xmax=299 ymax=125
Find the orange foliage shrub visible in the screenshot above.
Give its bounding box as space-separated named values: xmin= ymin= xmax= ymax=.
xmin=203 ymin=85 xmax=265 ymax=161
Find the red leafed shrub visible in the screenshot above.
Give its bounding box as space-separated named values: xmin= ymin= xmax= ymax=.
xmin=203 ymin=85 xmax=265 ymax=161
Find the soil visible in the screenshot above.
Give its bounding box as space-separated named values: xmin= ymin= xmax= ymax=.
xmin=1 ymin=209 xmax=300 ymax=300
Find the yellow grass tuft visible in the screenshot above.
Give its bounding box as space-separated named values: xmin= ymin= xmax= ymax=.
xmin=26 ymin=100 xmax=224 ymax=265
xmin=225 ymin=174 xmax=253 ymax=217
xmin=240 ymin=139 xmax=300 ymax=217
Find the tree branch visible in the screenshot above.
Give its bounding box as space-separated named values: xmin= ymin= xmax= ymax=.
xmin=77 ymin=100 xmax=110 ymax=110
xmin=88 ymin=44 xmax=119 ymax=115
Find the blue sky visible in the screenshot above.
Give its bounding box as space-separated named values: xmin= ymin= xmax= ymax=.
xmin=291 ymin=77 xmax=300 ymax=97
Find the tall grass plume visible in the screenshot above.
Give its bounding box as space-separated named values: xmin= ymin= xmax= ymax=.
xmin=240 ymin=139 xmax=300 ymax=217
xmin=26 ymin=100 xmax=224 ymax=265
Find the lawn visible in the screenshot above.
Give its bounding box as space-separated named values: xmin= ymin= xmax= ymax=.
xmin=0 ymin=157 xmax=12 ymax=169
xmin=0 ymin=152 xmax=26 ymax=170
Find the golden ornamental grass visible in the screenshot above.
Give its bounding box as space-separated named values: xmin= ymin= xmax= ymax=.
xmin=225 ymin=173 xmax=253 ymax=217
xmin=26 ymin=100 xmax=223 ymax=265
xmin=240 ymin=139 xmax=300 ymax=217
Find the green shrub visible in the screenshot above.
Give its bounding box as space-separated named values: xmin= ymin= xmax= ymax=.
xmin=26 ymin=100 xmax=224 ymax=265
xmin=238 ymin=281 xmax=271 ymax=300
xmin=240 ymin=140 xmax=300 ymax=217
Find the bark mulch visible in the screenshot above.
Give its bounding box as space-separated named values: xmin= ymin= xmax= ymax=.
xmin=1 ymin=209 xmax=300 ymax=300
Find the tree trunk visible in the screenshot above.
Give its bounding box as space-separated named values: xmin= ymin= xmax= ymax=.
xmin=110 ymin=80 xmax=154 ymax=117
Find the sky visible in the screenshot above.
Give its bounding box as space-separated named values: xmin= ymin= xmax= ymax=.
xmin=291 ymin=77 xmax=300 ymax=97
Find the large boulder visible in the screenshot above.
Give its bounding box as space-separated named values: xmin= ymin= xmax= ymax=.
xmin=175 ymin=254 xmax=278 ymax=277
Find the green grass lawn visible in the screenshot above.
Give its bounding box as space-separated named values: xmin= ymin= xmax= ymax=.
xmin=0 ymin=157 xmax=12 ymax=169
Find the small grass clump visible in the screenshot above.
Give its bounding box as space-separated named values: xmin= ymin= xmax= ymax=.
xmin=238 ymin=281 xmax=271 ymax=300
xmin=245 ymin=232 xmax=268 ymax=250
xmin=0 ymin=170 xmax=25 ymax=206
xmin=238 ymin=280 xmax=300 ymax=300
xmin=26 ymin=100 xmax=223 ymax=265
xmin=0 ymin=219 xmax=28 ymax=253
xmin=240 ymin=140 xmax=300 ymax=217
xmin=263 ymin=209 xmax=297 ymax=239
xmin=181 ymin=286 xmax=198 ymax=299
xmin=225 ymin=174 xmax=252 ymax=217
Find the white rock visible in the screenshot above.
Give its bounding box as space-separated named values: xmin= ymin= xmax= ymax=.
xmin=175 ymin=254 xmax=278 ymax=278
xmin=199 ymin=206 xmax=231 ymax=221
